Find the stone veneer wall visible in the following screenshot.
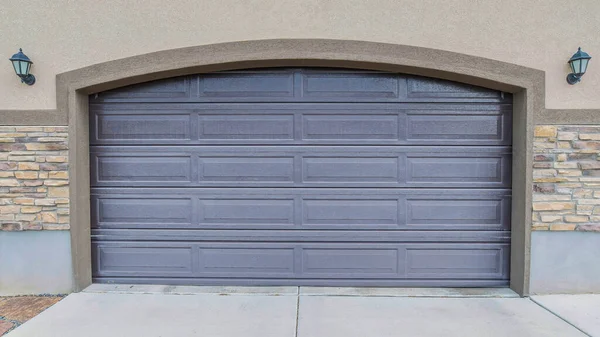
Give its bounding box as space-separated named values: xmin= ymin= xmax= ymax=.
xmin=0 ymin=127 xmax=69 ymax=231
xmin=533 ymin=125 xmax=600 ymax=231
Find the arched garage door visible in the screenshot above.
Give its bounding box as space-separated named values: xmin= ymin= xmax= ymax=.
xmin=90 ymin=68 xmax=512 ymax=287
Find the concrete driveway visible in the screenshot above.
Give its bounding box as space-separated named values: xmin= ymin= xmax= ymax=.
xmin=6 ymin=286 xmax=593 ymax=337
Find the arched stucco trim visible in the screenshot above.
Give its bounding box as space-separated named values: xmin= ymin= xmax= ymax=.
xmin=58 ymin=39 xmax=538 ymax=296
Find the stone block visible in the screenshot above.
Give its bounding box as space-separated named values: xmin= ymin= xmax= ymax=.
xmin=557 ymin=132 xmax=578 ymax=140
xmin=24 ymin=143 xmax=68 ymax=151
xmin=48 ymin=171 xmax=68 ymax=179
xmin=48 ymin=187 xmax=69 ymax=198
xmin=579 ymin=162 xmax=600 ymax=170
xmin=43 ymin=180 xmax=69 ymax=186
xmin=533 ymin=184 xmax=555 ymax=193
xmin=21 ymin=206 xmax=42 ymax=214
xmin=13 ymin=198 xmax=34 ymax=205
xmin=35 ymin=199 xmax=56 ymax=206
xmin=565 ymin=215 xmax=589 ymax=223
xmin=0 ymin=223 xmax=22 ymax=231
xmin=532 ymin=194 xmax=571 ymax=201
xmin=550 ymin=223 xmax=577 ymax=231
xmin=573 ymin=141 xmax=600 ymax=150
xmin=0 ymin=205 xmax=20 ymax=214
xmin=557 ymin=142 xmax=572 ymax=149
xmin=15 ymin=171 xmax=38 ymax=179
xmin=534 ymin=126 xmax=557 ymax=137
xmin=18 ymin=162 xmax=40 ymax=170
xmin=532 ymin=202 xmax=575 ymax=211
xmin=579 ymin=133 xmax=600 ymax=140
xmin=45 ymin=156 xmax=67 ymax=163
xmin=540 ymin=215 xmax=562 ymax=222
xmin=0 ymin=179 xmax=19 ymax=187
xmin=532 ymin=223 xmax=550 ymax=230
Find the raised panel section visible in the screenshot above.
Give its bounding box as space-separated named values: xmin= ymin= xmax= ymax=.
xmin=199 ymin=199 xmax=295 ymax=225
xmin=95 ymin=198 xmax=192 ymax=227
xmin=407 ymin=199 xmax=502 ymax=226
xmin=303 ymin=199 xmax=398 ymax=225
xmin=302 ymin=248 xmax=399 ymax=275
xmin=198 ymin=72 xmax=294 ymax=98
xmin=92 ymin=146 xmax=510 ymax=188
xmin=302 ymin=72 xmax=401 ymax=99
xmin=407 ymin=77 xmax=500 ymax=99
xmin=407 ymin=115 xmax=502 ymax=140
xmin=200 ymin=248 xmax=295 ymax=275
xmin=303 ymin=157 xmax=398 ymax=182
xmin=97 ymin=77 xmax=191 ymax=99
xmin=96 ymin=114 xmax=191 ymax=140
xmin=95 ymin=156 xmax=191 ymax=182
xmin=94 ymin=245 xmax=193 ymax=276
xmin=91 ymin=241 xmax=510 ymax=284
xmin=406 ymin=248 xmax=505 ymax=278
xmin=303 ymin=115 xmax=398 ymax=140
xmin=199 ymin=114 xmax=294 ymax=140
xmin=407 ymin=157 xmax=503 ymax=183
xmin=199 ymin=157 xmax=294 ymax=182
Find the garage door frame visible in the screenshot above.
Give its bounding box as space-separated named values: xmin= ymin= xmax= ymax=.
xmin=55 ymin=39 xmax=539 ymax=296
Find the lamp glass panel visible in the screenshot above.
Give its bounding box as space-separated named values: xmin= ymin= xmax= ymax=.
xmin=19 ymin=61 xmax=30 ymax=76
xmin=11 ymin=60 xmax=20 ymax=75
xmin=572 ymin=59 xmax=582 ymax=74
xmin=580 ymin=59 xmax=589 ymax=74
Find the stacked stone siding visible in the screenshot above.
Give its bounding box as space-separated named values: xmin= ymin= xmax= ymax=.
xmin=533 ymin=125 xmax=600 ymax=232
xmin=0 ymin=126 xmax=69 ymax=231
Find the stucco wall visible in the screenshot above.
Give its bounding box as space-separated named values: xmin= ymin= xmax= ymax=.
xmin=0 ymin=0 xmax=599 ymax=110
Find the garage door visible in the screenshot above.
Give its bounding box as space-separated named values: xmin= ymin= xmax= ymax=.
xmin=90 ymin=68 xmax=512 ymax=287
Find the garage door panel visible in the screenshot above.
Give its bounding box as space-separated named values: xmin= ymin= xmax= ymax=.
xmin=92 ymin=198 xmax=193 ymax=227
xmin=90 ymin=147 xmax=511 ymax=188
xmin=90 ymin=104 xmax=511 ymax=145
xmin=94 ymin=69 xmax=508 ymax=104
xmin=405 ymin=247 xmax=509 ymax=279
xmin=302 ymin=114 xmax=399 ymax=140
xmin=91 ymin=189 xmax=510 ymax=231
xmin=199 ymin=199 xmax=295 ymax=225
xmin=95 ymin=112 xmax=192 ymax=141
xmin=406 ymin=114 xmax=504 ymax=140
xmin=406 ymin=77 xmax=503 ymax=99
xmin=198 ymin=114 xmax=295 ymax=140
xmin=92 ymin=242 xmax=509 ymax=281
xmin=197 ymin=71 xmax=296 ymax=99
xmin=92 ymin=244 xmax=194 ymax=277
xmin=199 ymin=157 xmax=295 ymax=183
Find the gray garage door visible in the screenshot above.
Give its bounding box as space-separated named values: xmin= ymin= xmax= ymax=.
xmin=90 ymin=68 xmax=512 ymax=287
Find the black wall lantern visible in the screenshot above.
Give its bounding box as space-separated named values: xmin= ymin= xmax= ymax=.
xmin=9 ymin=48 xmax=35 ymax=86
xmin=567 ymin=47 xmax=591 ymax=85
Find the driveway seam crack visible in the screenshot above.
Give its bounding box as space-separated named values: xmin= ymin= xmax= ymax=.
xmin=529 ymin=297 xmax=592 ymax=337
xmin=294 ymin=291 xmax=301 ymax=337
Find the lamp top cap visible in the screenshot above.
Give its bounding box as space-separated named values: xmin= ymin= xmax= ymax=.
xmin=9 ymin=48 xmax=32 ymax=64
xmin=570 ymin=47 xmax=591 ymax=61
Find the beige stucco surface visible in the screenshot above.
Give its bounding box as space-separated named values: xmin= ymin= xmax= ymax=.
xmin=0 ymin=0 xmax=598 ymax=110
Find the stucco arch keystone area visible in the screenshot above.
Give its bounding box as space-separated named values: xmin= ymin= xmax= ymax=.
xmin=57 ymin=39 xmax=537 ymax=295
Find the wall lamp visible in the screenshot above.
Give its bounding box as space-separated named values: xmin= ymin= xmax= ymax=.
xmin=567 ymin=47 xmax=591 ymax=85
xmin=9 ymin=48 xmax=35 ymax=86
